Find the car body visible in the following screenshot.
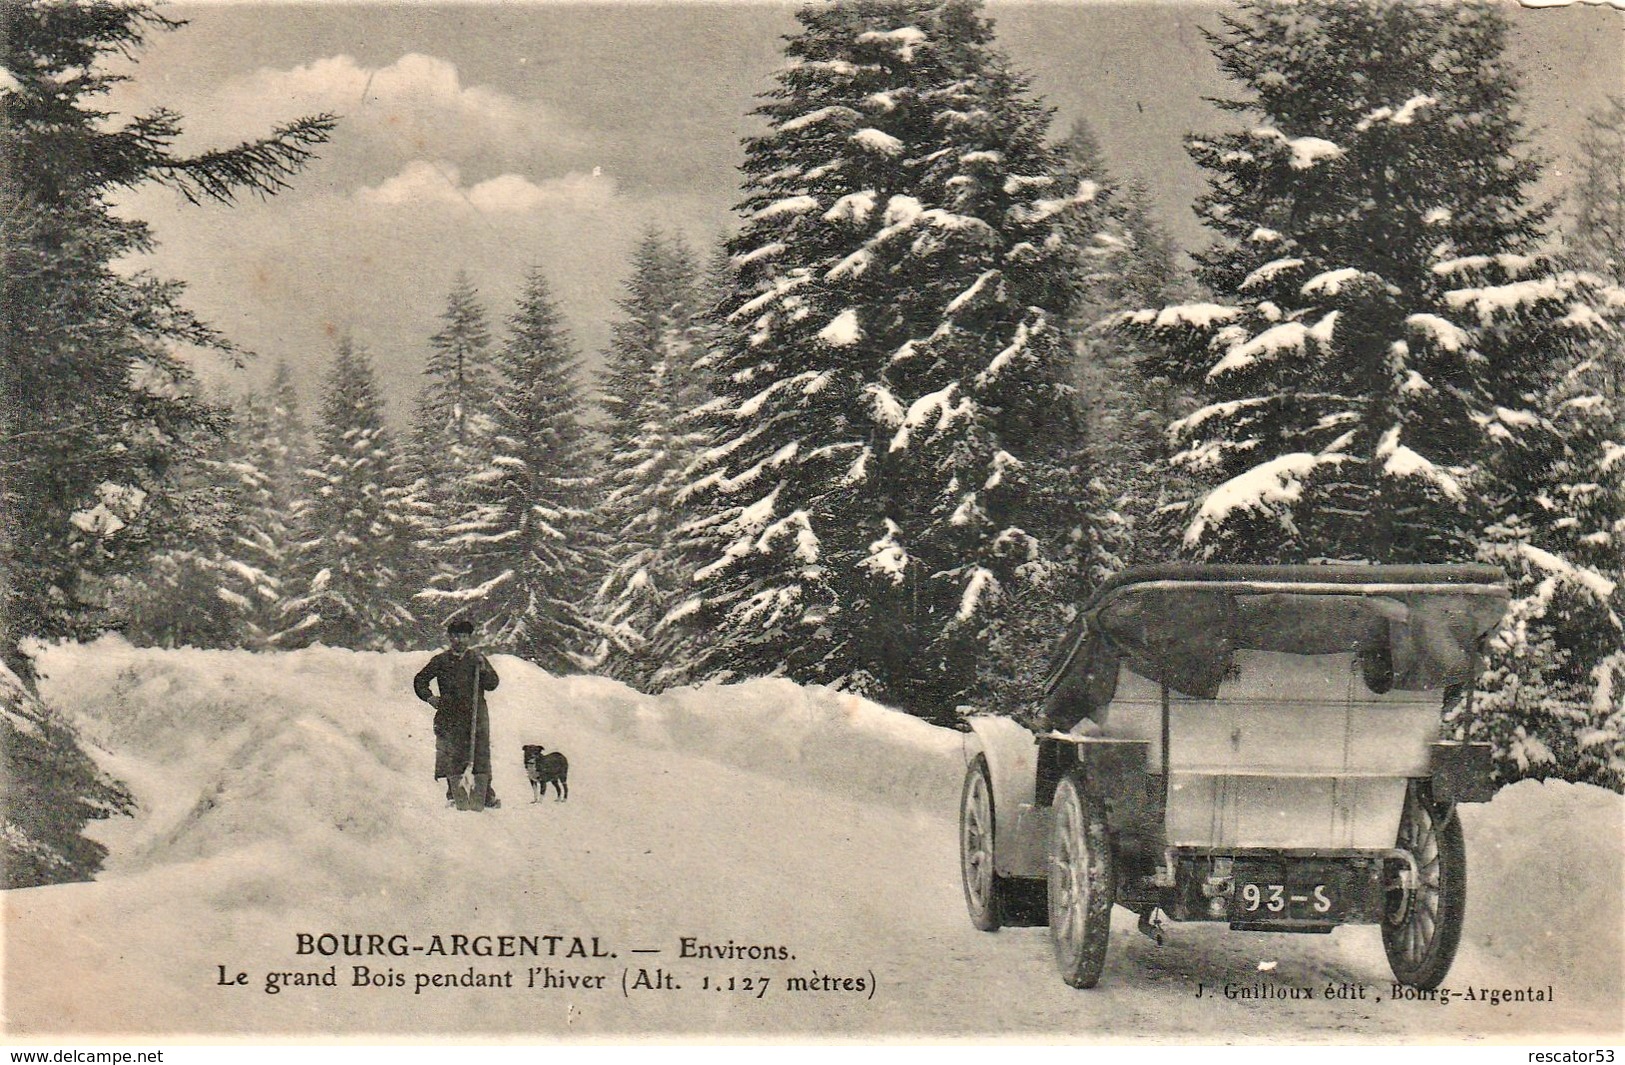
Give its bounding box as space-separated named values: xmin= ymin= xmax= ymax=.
xmin=959 ymin=563 xmax=1510 ymax=989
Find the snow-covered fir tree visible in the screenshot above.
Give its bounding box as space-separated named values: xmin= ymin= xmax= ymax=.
xmin=1121 ymin=0 xmax=1622 ymax=788
xmin=105 ymin=401 xmax=245 ymax=648
xmin=674 ymin=0 xmax=1098 ymax=720
xmin=1120 ymin=0 xmax=1611 ymax=567
xmin=119 ymin=370 xmax=318 ymax=650
xmin=591 ymin=231 xmax=718 ymax=688
xmin=1475 ymin=345 xmax=1624 ymax=789
xmin=1469 ymin=97 xmax=1625 ymax=790
xmin=408 ymin=273 xmax=498 ymax=626
xmin=413 ymin=271 xmax=497 ymax=457
xmin=215 ymin=363 xmax=311 ymax=646
xmin=1057 ymin=118 xmax=1191 ymax=573
xmin=1572 ymin=97 xmax=1625 ymax=281
xmin=0 ymin=1 xmax=330 ymax=678
xmin=279 ymin=339 xmax=420 ymax=649
xmin=418 ymin=270 xmax=601 ymax=671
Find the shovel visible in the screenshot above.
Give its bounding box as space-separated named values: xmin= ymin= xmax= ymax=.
xmin=453 ymin=654 xmax=487 ymax=811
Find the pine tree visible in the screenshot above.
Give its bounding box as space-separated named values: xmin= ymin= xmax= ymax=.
xmin=1057 ymin=119 xmax=1191 ymax=572
xmin=409 ymin=274 xmax=499 ymax=638
xmin=280 ymin=340 xmax=420 ymax=649
xmin=1474 ymin=349 xmax=1624 ymax=788
xmin=216 ymin=363 xmax=311 ymax=646
xmin=675 ymin=0 xmax=1096 ymax=719
xmin=591 ymin=232 xmax=718 ymax=687
xmin=1468 ymin=96 xmax=1625 ymax=790
xmin=413 ymin=272 xmax=496 ymax=457
xmin=418 ymin=271 xmax=600 ymax=670
xmin=1572 ymin=97 xmax=1625 ymax=280
xmin=1120 ymin=0 xmax=1610 ymax=568
xmin=104 ymin=407 xmax=245 ymax=648
xmin=0 ymin=2 xmax=332 ymax=677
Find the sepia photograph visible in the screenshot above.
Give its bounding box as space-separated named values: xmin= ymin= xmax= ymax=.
xmin=2 ymin=0 xmax=1622 ymax=1047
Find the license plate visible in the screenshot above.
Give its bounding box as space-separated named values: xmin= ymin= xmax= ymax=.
xmin=1232 ymin=879 xmax=1339 ymax=921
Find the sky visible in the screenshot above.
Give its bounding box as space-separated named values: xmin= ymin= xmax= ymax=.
xmin=103 ymin=1 xmax=1625 ymax=425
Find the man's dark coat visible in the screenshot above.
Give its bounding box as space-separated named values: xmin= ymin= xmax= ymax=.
xmin=414 ymin=650 xmax=499 ymax=778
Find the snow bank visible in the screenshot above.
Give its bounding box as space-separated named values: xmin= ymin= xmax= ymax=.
xmin=33 ymin=636 xmax=965 ymax=829
xmin=1457 ymin=778 xmax=1623 ymax=1000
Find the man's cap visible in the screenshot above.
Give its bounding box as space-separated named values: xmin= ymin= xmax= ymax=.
xmin=447 ymin=619 xmax=475 ymax=636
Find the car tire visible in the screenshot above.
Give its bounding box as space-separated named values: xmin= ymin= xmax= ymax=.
xmin=1382 ymin=782 xmax=1466 ymax=990
xmin=1049 ymin=769 xmax=1115 ymax=988
xmin=960 ymin=754 xmax=1007 ymax=931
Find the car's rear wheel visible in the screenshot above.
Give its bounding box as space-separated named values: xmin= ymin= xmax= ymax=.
xmin=1383 ymin=782 xmax=1466 ymax=989
xmin=1049 ymin=770 xmax=1115 ymax=988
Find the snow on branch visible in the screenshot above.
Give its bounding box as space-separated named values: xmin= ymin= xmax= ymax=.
xmin=417 ymin=569 xmax=516 ymax=603
xmin=985 ymin=450 xmax=1022 ymax=489
xmin=1445 ymin=277 xmax=1575 ymax=324
xmin=1249 ymin=126 xmax=1344 ymax=169
xmin=851 ymin=128 xmax=904 ymax=155
xmin=862 ymin=518 xmax=909 ymax=585
xmin=1122 ymin=302 xmax=1243 ymax=331
xmin=1208 ymin=312 xmax=1337 ymax=379
xmin=1170 ymin=396 xmax=1274 ymax=439
xmin=733 ymin=242 xmax=787 ymax=268
xmin=975 ymin=314 xmax=1045 ymax=388
xmin=818 ymin=309 xmax=862 ymax=346
xmin=946 ymin=269 xmax=1002 ymax=314
xmin=1239 ymin=258 xmax=1304 ymax=291
xmin=1185 ymin=451 xmax=1347 ymax=546
xmin=757 ymin=509 xmax=820 ymax=563
xmin=827 ymin=248 xmax=873 ymax=281
xmin=1405 ymin=313 xmax=1472 ymax=353
xmin=950 ymin=491 xmax=980 ymax=526
xmin=855 ymin=26 xmax=929 ymax=63
xmin=1517 ymin=543 xmax=1619 ymax=605
xmin=731 ymin=269 xmax=812 ymax=321
xmin=1376 ymin=426 xmax=1466 ymax=502
xmin=694 ymin=487 xmax=782 ymax=582
xmin=736 ymin=586 xmax=801 ymax=629
xmin=1003 ymin=173 xmax=1053 ymax=194
xmin=1007 ymin=180 xmax=1098 ymax=225
xmin=957 ymin=566 xmax=998 ymax=622
xmin=1300 ymin=267 xmax=1371 ymax=298
xmin=755 ymin=195 xmax=820 ymax=221
xmin=787 ymin=58 xmax=875 ymax=77
xmin=889 ymin=383 xmax=975 ymax=452
xmin=1430 ymin=253 xmax=1540 ymax=279
xmin=864 ymin=383 xmax=906 ymax=428
xmin=1355 ymin=94 xmax=1437 ymax=131
xmin=824 ymin=190 xmax=877 ymax=225
xmin=777 ymin=105 xmax=860 ymax=135
xmin=717 ymin=444 xmax=799 ymax=495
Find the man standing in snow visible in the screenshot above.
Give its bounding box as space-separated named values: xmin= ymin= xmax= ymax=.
xmin=414 ymin=619 xmax=501 ymax=810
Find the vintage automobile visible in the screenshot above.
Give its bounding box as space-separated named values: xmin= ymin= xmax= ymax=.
xmin=959 ymin=563 xmax=1510 ymax=990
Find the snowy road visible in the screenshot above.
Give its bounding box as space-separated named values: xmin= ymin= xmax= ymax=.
xmin=4 ymin=641 xmax=1620 ymax=1039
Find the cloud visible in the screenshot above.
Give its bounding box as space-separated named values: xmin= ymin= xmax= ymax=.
xmin=357 ymin=161 xmax=616 ymax=213
xmin=123 ymin=152 xmax=730 ymax=430
xmin=182 ymin=53 xmax=586 ymax=176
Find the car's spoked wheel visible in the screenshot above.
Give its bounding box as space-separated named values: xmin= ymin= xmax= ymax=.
xmin=1049 ymin=770 xmax=1115 ymax=988
xmin=1383 ymin=782 xmax=1466 ymax=989
xmin=960 ymin=754 xmax=1002 ymax=931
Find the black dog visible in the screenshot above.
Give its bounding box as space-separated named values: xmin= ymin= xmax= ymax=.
xmin=522 ymin=744 xmax=569 ymax=803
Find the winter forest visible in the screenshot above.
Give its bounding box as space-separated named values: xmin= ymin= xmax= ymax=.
xmin=4 ymin=0 xmax=1623 ymax=880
